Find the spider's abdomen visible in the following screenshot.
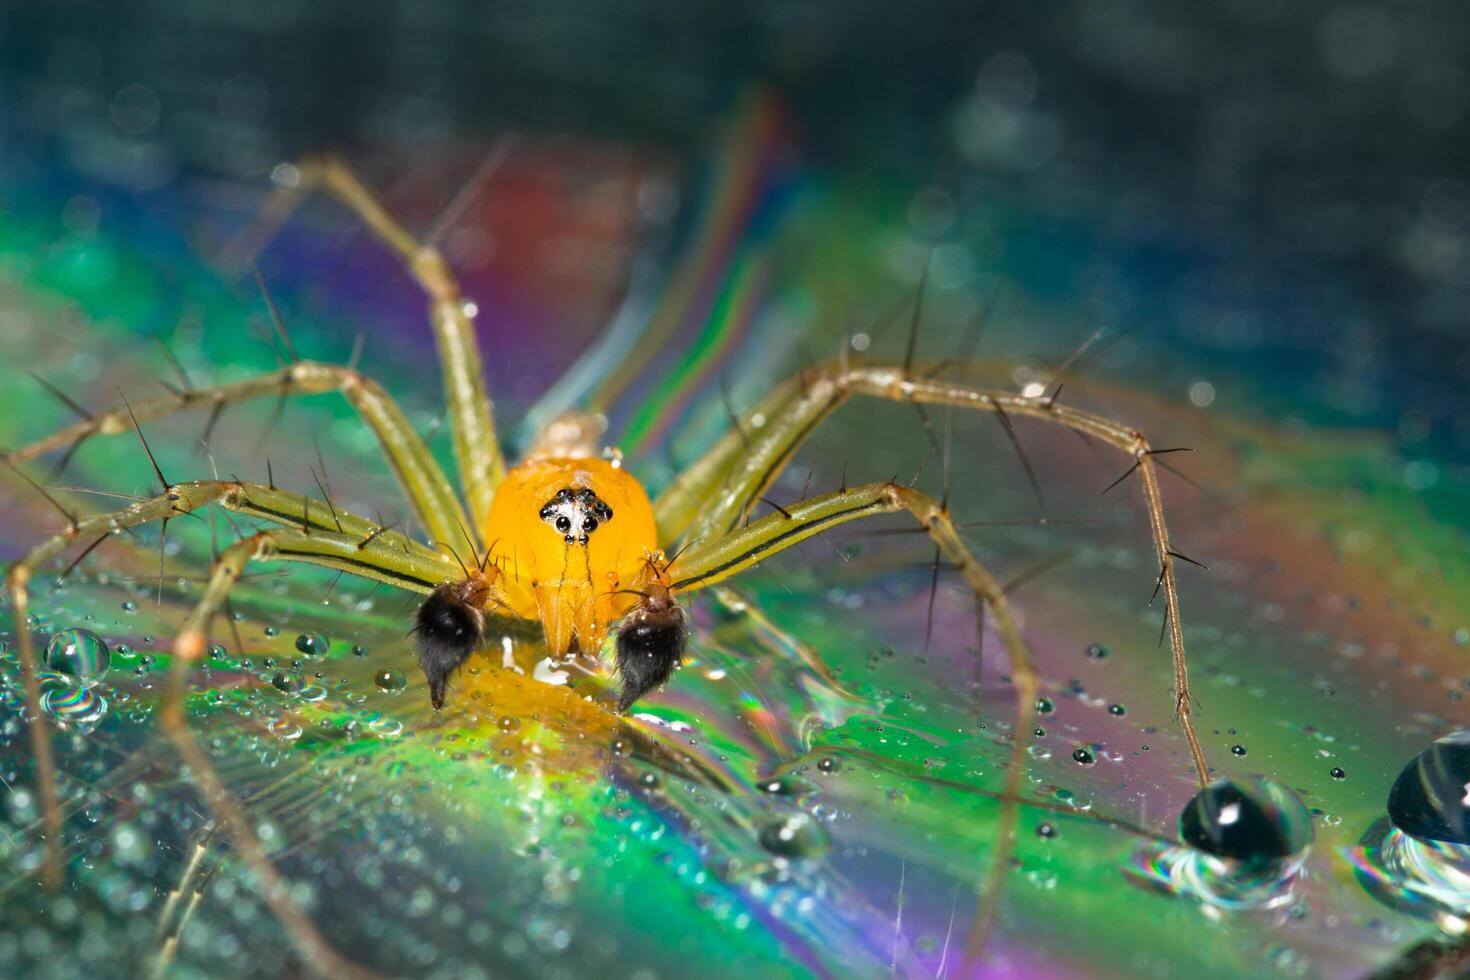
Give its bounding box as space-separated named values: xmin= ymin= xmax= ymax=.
xmin=482 ymin=456 xmax=658 ymax=654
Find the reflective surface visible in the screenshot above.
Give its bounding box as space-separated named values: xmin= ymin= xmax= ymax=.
xmin=1 ymin=3 xmax=1469 ymax=978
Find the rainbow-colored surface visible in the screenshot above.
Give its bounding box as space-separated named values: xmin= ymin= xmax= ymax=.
xmin=2 ymin=95 xmax=1469 ymax=979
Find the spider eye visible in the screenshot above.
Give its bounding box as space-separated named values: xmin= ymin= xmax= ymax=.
xmin=555 ymin=516 xmax=571 ymax=533
xmin=582 ymin=517 xmax=598 ymax=533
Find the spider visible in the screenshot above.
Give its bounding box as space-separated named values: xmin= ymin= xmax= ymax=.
xmin=3 ymin=155 xmax=1212 ymax=977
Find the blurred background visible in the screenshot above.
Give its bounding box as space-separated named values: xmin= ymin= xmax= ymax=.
xmin=0 ymin=2 xmax=1468 ymax=978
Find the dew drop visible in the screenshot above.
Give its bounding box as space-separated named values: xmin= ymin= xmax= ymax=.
xmin=1072 ymin=747 xmax=1096 ymax=765
xmin=758 ymin=812 xmax=829 ymax=859
xmin=374 ymin=669 xmax=406 ymax=692
xmin=1387 ymin=731 xmax=1470 ymax=844
xmin=1330 ymin=767 xmax=1347 ymax=780
xmin=1086 ymin=643 xmax=1108 ymax=661
xmin=271 ymin=671 xmax=304 ymax=695
xmin=1036 ymin=696 xmax=1055 ymax=714
xmin=43 ymin=629 xmax=111 ymax=688
xmin=295 ymin=632 xmax=329 ymax=656
xmin=1232 ymin=744 xmax=1248 ymax=756
xmin=1178 ymin=777 xmax=1314 ymax=863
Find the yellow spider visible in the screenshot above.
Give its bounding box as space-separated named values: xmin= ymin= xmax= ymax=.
xmin=3 ymin=155 xmax=1210 ymax=976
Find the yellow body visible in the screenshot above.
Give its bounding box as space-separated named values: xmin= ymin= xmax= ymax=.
xmin=481 ymin=456 xmax=659 ymax=655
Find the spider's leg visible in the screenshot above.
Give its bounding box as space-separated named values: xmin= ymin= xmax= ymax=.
xmin=653 ymin=361 xmax=1211 ymax=787
xmin=2 ymin=361 xmax=471 ymax=549
xmin=226 ymin=155 xmax=505 ymax=522
xmin=165 ymin=526 xmax=451 ymax=979
xmin=4 ymin=477 xmax=452 ymax=895
xmin=665 ymin=480 xmax=1035 ymax=967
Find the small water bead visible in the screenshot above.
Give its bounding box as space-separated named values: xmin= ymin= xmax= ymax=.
xmin=295 ymin=633 xmax=329 ymax=656
xmin=1232 ymin=744 xmax=1248 ymax=756
xmin=120 ymin=601 xmax=137 ymax=612
xmin=1108 ymin=704 xmax=1126 ymax=716
xmin=1387 ymin=731 xmax=1470 ymax=844
xmin=1036 ymin=696 xmax=1055 ymax=714
xmin=209 ymin=644 xmax=226 ymax=659
xmin=374 ymin=669 xmax=406 ymax=692
xmin=1179 ymin=778 xmax=1314 ymax=863
xmin=1330 ymin=767 xmax=1347 ymax=780
xmin=1072 ymin=747 xmax=1096 ymax=766
xmin=758 ymin=812 xmax=829 ymax=859
xmin=271 ymin=671 xmax=305 ymax=695
xmin=1037 ymin=823 xmax=1057 ymax=839
xmin=44 ymin=629 xmax=111 ymax=688
xmin=264 ymin=626 xmax=279 ymax=638
xmin=352 ymin=645 xmax=369 ymax=658
xmin=1086 ymin=643 xmax=1108 ymax=661
xmin=817 ymin=757 xmax=837 ymax=773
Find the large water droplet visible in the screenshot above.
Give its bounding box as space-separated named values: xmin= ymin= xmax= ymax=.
xmin=1179 ymin=777 xmax=1314 ymax=863
xmin=1387 ymin=731 xmax=1470 ymax=844
xmin=44 ymin=629 xmax=111 ymax=688
xmin=758 ymin=812 xmax=829 ymax=859
xmin=271 ymin=671 xmax=305 ymax=695
xmin=295 ymin=632 xmax=329 ymax=656
xmin=374 ymin=669 xmax=406 ymax=692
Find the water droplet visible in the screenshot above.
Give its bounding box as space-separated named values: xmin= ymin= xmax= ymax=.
xmin=1330 ymin=767 xmax=1347 ymax=780
xmin=817 ymin=757 xmax=837 ymax=773
xmin=1072 ymin=747 xmax=1095 ymax=765
xmin=1036 ymin=696 xmax=1055 ymax=714
xmin=271 ymin=671 xmax=305 ymax=695
xmin=1179 ymin=777 xmax=1314 ymax=863
xmin=1086 ymin=643 xmax=1108 ymax=660
xmin=120 ymin=600 xmax=137 ymax=612
xmin=758 ymin=812 xmax=829 ymax=859
xmin=498 ymin=716 xmax=519 ymax=733
xmin=352 ymin=645 xmax=369 ymax=658
xmin=369 ymin=717 xmax=403 ymax=738
xmin=1037 ymin=823 xmax=1057 ymax=839
xmin=40 ymin=685 xmax=108 ymax=733
xmin=1388 ymin=731 xmax=1470 ymax=844
xmin=1232 ymin=744 xmax=1248 ymax=756
xmin=374 ymin=669 xmax=406 ymax=692
xmin=264 ymin=626 xmax=279 ymax=638
xmin=1108 ymin=703 xmax=1126 ymax=716
xmin=43 ymin=629 xmax=111 ymax=688
xmin=295 ymin=632 xmax=329 ymax=656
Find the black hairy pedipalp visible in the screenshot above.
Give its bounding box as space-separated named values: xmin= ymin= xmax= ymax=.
xmin=614 ymin=600 xmax=686 ymax=712
xmin=413 ymin=584 xmax=486 ymax=709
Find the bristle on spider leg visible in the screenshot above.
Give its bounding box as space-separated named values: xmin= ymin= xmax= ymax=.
xmin=252 ymin=267 xmax=299 ymax=363
xmin=991 ymin=402 xmax=1044 ymax=509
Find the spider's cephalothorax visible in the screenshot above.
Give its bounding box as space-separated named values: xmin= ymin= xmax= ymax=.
xmin=477 ymin=452 xmax=661 ymax=658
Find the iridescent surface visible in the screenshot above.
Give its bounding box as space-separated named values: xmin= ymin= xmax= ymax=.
xmin=1 ymin=5 xmax=1469 ymax=978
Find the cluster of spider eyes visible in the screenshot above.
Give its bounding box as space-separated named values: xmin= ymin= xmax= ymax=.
xmin=538 ymin=487 xmax=614 ymax=545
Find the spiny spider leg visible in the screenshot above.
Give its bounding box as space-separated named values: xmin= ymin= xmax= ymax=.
xmin=164 ymin=527 xmax=449 ymax=980
xmin=1 ymin=361 xmax=471 ymax=550
xmin=665 ymin=480 xmax=1036 ymax=967
xmin=4 ymin=477 xmax=451 ymax=911
xmin=225 ymin=154 xmax=507 ymax=524
xmin=653 ymin=361 xmax=1211 ymax=788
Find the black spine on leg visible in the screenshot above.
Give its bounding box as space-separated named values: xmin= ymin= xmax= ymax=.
xmin=614 ymin=603 xmax=686 ymax=713
xmin=413 ymin=585 xmax=485 ymax=709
